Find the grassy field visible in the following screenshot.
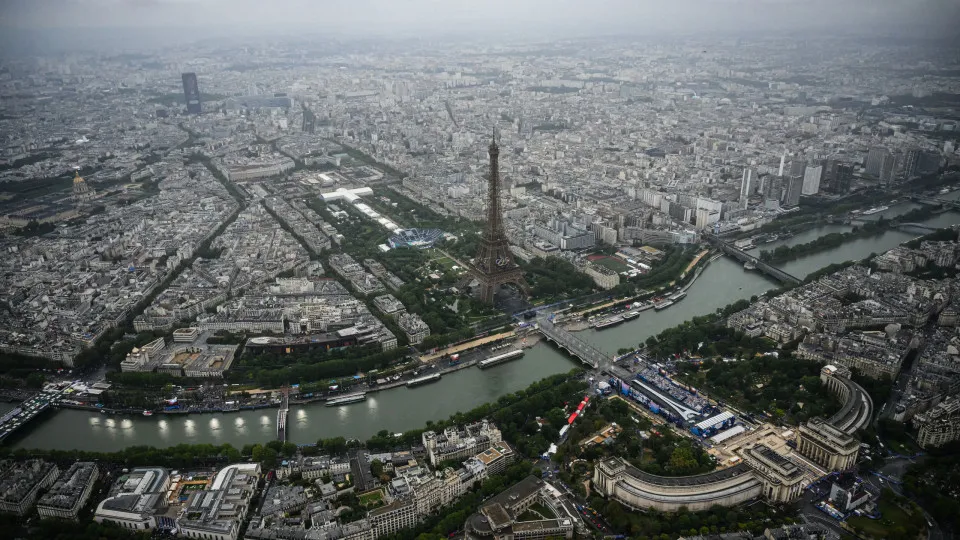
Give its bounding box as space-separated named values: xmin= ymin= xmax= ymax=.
xmin=359 ymin=490 xmax=384 ymax=506
xmin=847 ymin=494 xmax=922 ymax=539
xmin=589 ymin=255 xmax=631 ymax=273
xmin=430 ymin=252 xmax=459 ymax=271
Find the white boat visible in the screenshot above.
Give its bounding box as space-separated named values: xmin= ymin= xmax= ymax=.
xmin=406 ymin=373 xmax=441 ymax=387
xmin=862 ymin=205 xmax=889 ymax=216
xmin=654 ymin=300 xmax=674 ymax=311
xmin=478 ymin=350 xmax=525 ymax=369
xmin=326 ymin=393 xmax=367 ymax=407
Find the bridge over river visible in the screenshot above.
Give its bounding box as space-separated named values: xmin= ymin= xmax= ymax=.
xmin=909 ymin=194 xmax=960 ymax=211
xmin=705 ymin=234 xmax=802 ymax=286
xmin=537 ymin=315 xmax=611 ymax=370
xmin=0 ymin=388 xmax=64 ymax=443
xmin=276 ymin=390 xmax=289 ymax=442
xmin=897 ymin=222 xmax=939 ymax=234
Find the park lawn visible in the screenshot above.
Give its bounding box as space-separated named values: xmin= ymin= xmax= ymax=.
xmin=847 ymin=496 xmax=918 ymax=539
xmin=885 ymin=437 xmax=921 ymax=456
xmin=431 ymin=254 xmax=458 ymax=271
xmin=359 ymin=490 xmax=384 ymax=506
xmin=592 ymin=256 xmax=631 ymax=273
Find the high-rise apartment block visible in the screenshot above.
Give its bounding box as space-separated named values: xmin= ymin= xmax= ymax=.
xmin=802 ymin=165 xmax=822 ymax=195
xmin=739 ymin=168 xmax=755 ymax=209
xmin=879 ymin=153 xmax=897 ymax=187
xmin=823 ymin=160 xmax=852 ymax=194
xmin=784 ymin=174 xmax=803 ymax=207
xmin=865 ymin=147 xmax=889 ymax=177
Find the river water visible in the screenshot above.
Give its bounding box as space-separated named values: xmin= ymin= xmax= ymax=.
xmin=10 ymin=203 xmax=960 ymax=452
xmin=11 ymin=346 xmax=577 ymax=451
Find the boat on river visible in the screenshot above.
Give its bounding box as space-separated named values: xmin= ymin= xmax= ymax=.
xmin=406 ymin=373 xmax=441 ymax=387
xmin=654 ymin=299 xmax=674 ymax=311
xmin=325 ymin=393 xmax=367 ymax=407
xmin=862 ymin=205 xmax=889 ymax=216
xmin=478 ymin=350 xmax=524 ymax=369
xmin=594 ymin=315 xmax=625 ymax=330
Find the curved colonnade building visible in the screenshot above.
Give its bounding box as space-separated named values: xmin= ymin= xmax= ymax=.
xmin=821 ymin=364 xmax=874 ymax=434
xmin=593 ymin=443 xmax=805 ymax=512
xmin=593 ymin=364 xmax=872 ymax=511
xmin=795 ymin=365 xmax=872 ymax=472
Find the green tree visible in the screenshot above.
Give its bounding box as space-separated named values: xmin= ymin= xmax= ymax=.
xmin=668 ymin=445 xmax=698 ymax=475
xmin=262 ymin=447 xmax=279 ymax=468
xmin=25 ymin=372 xmax=45 ymax=388
xmin=281 ymin=442 xmax=298 ymax=457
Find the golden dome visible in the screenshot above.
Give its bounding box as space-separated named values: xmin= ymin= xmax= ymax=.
xmin=73 ymin=170 xmax=85 ymax=185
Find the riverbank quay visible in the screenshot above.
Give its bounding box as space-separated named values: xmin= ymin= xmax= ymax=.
xmin=418 ymin=329 xmax=520 ymax=363
xmin=66 ymin=331 xmax=541 ymax=418
xmin=758 ymin=205 xmax=944 ymax=264
xmin=562 ymin=250 xmax=720 ymax=332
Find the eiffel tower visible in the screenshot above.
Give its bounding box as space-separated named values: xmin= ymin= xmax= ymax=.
xmin=472 ymin=133 xmax=529 ymax=304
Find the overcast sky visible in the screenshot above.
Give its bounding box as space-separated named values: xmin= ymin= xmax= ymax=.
xmin=1 ymin=0 xmax=959 ymax=49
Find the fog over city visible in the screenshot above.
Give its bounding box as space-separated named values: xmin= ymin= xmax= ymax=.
xmin=1 ymin=0 xmax=960 ymax=539
xmin=2 ymin=0 xmax=960 ymax=52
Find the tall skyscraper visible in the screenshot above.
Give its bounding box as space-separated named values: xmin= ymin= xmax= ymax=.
xmin=789 ymin=160 xmax=806 ymax=178
xmin=836 ymin=163 xmax=853 ymax=193
xmin=302 ymin=106 xmax=316 ymax=133
xmin=899 ymin=148 xmax=939 ymax=180
xmin=758 ymin=175 xmax=771 ymax=199
xmin=802 ymin=165 xmax=822 ymax=195
xmin=784 ymin=174 xmax=803 ymax=207
xmin=880 ymin=153 xmax=897 ymax=187
xmin=823 ymin=160 xmax=853 ymax=194
xmin=778 ymin=154 xmax=787 ymax=177
xmin=865 ymin=147 xmax=889 ymax=177
xmin=739 ymin=168 xmax=755 ymax=209
xmin=769 ymin=176 xmax=785 ymax=203
xmin=917 ymin=150 xmax=941 ymax=176
xmin=181 ymin=72 xmax=202 ymax=114
xmin=902 ymin=149 xmax=921 ymax=180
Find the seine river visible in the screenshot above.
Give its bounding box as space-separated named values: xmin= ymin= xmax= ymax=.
xmin=10 ymin=203 xmax=960 ymax=451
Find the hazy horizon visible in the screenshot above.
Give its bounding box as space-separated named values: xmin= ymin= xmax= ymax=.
xmin=1 ymin=0 xmax=960 ymax=54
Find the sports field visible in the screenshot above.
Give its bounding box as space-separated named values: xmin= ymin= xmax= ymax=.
xmin=588 ymin=255 xmax=631 ymax=273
